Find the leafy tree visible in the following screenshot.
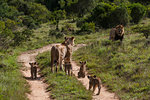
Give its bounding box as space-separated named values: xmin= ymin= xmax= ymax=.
xmin=52 ymin=10 xmax=66 ymax=30
xmin=13 ymin=29 xmax=33 ymax=46
xmin=90 ymin=3 xmax=114 ymax=28
xmin=110 ymin=5 xmax=130 ymax=26
xmin=129 ymin=3 xmax=146 ymax=23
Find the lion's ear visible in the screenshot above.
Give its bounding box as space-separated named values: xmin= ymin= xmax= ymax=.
xmin=29 ymin=63 xmax=32 ymax=65
xmin=84 ymin=61 xmax=87 ymax=64
xmin=34 ymin=62 xmax=37 ymax=65
xmin=93 ymin=75 xmax=96 ymax=78
xmin=64 ymin=37 xmax=67 ymax=40
xmin=79 ymin=61 xmax=82 ymax=64
xmin=71 ymin=37 xmax=75 ymax=40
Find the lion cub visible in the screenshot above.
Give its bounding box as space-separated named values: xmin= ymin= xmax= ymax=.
xmin=78 ymin=61 xmax=86 ymax=78
xmin=87 ymin=75 xmax=101 ymax=95
xmin=64 ymin=45 xmax=72 ymax=76
xmin=29 ymin=62 xmax=37 ymax=79
xmin=64 ymin=61 xmax=72 ymax=76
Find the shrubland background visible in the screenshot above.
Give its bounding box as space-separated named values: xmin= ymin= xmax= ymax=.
xmin=0 ymin=0 xmax=150 ymax=100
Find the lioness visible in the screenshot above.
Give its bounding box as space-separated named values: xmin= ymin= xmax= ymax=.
xmin=29 ymin=62 xmax=37 ymax=79
xmin=87 ymin=75 xmax=101 ymax=95
xmin=78 ymin=61 xmax=86 ymax=78
xmin=109 ymin=25 xmax=124 ymax=41
xmin=51 ymin=37 xmax=75 ymax=73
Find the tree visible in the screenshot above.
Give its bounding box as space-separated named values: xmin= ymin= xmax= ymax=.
xmin=52 ymin=10 xmax=66 ymax=30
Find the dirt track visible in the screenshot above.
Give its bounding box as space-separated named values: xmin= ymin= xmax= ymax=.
xmin=18 ymin=43 xmax=118 ymax=100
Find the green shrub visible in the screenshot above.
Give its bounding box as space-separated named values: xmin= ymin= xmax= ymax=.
xmin=22 ymin=16 xmax=38 ymax=29
xmin=110 ymin=5 xmax=130 ymax=26
xmin=13 ymin=29 xmax=33 ymax=46
xmin=147 ymin=5 xmax=150 ymax=18
xmin=81 ymin=22 xmax=95 ymax=33
xmin=132 ymin=24 xmax=150 ymax=39
xmin=49 ymin=30 xmax=64 ymax=39
xmin=129 ymin=3 xmax=146 ymax=23
xmin=61 ymin=23 xmax=74 ymax=34
xmin=90 ymin=2 xmax=114 ymax=28
xmin=76 ymin=18 xmax=87 ymax=28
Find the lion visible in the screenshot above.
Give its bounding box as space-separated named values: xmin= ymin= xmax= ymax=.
xmin=29 ymin=62 xmax=37 ymax=79
xmin=109 ymin=25 xmax=124 ymax=41
xmin=64 ymin=45 xmax=73 ymax=76
xmin=78 ymin=61 xmax=86 ymax=78
xmin=87 ymin=75 xmax=101 ymax=95
xmin=64 ymin=61 xmax=72 ymax=76
xmin=51 ymin=37 xmax=75 ymax=73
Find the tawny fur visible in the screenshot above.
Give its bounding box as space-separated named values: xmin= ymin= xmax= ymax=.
xmin=87 ymin=75 xmax=101 ymax=95
xmin=109 ymin=25 xmax=124 ymax=41
xmin=29 ymin=62 xmax=37 ymax=79
xmin=78 ymin=61 xmax=86 ymax=78
xmin=64 ymin=45 xmax=73 ymax=76
xmin=51 ymin=37 xmax=75 ymax=73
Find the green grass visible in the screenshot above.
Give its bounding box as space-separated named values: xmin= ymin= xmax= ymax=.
xmin=0 ymin=53 xmax=29 ymax=100
xmin=36 ymin=52 xmax=92 ymax=100
xmin=73 ymin=25 xmax=150 ymax=99
xmin=1 ymin=17 xmax=149 ymax=100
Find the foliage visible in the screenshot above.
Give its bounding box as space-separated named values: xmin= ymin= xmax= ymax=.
xmin=132 ymin=24 xmax=150 ymax=39
xmin=80 ymin=22 xmax=95 ymax=33
xmin=76 ymin=18 xmax=88 ymax=28
xmin=49 ymin=29 xmax=64 ymax=39
xmin=90 ymin=3 xmax=130 ymax=28
xmin=147 ymin=5 xmax=150 ymax=18
xmin=0 ymin=51 xmax=29 ymax=100
xmin=61 ymin=23 xmax=75 ymax=34
xmin=90 ymin=2 xmax=114 ymax=28
xmin=110 ymin=5 xmax=130 ymax=26
xmin=52 ymin=10 xmax=66 ymax=30
xmin=13 ymin=29 xmax=33 ymax=46
xmin=129 ymin=3 xmax=146 ymax=23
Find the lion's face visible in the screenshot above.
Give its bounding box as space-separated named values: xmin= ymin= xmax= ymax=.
xmin=80 ymin=61 xmax=86 ymax=68
xmin=115 ymin=25 xmax=124 ymax=36
xmin=64 ymin=37 xmax=75 ymax=46
xmin=87 ymin=75 xmax=96 ymax=81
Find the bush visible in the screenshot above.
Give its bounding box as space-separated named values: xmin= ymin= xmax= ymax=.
xmin=90 ymin=3 xmax=114 ymax=28
xmin=132 ymin=24 xmax=150 ymax=39
xmin=61 ymin=23 xmax=74 ymax=34
xmin=13 ymin=29 xmax=33 ymax=46
xmin=90 ymin=3 xmax=130 ymax=28
xmin=129 ymin=3 xmax=146 ymax=23
xmin=110 ymin=5 xmax=130 ymax=26
xmin=80 ymin=22 xmax=95 ymax=33
xmin=76 ymin=18 xmax=87 ymax=27
xmin=147 ymin=5 xmax=150 ymax=18
xmin=49 ymin=30 xmax=64 ymax=39
xmin=22 ymin=16 xmax=39 ymax=29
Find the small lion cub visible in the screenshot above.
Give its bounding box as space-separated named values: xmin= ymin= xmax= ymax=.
xmin=78 ymin=61 xmax=86 ymax=78
xmin=87 ymin=75 xmax=101 ymax=95
xmin=64 ymin=61 xmax=72 ymax=76
xmin=29 ymin=62 xmax=37 ymax=79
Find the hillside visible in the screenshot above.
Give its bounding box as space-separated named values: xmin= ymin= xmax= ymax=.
xmin=0 ymin=0 xmax=150 ymax=100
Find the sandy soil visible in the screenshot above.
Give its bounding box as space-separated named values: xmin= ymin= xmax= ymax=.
xmin=18 ymin=43 xmax=118 ymax=100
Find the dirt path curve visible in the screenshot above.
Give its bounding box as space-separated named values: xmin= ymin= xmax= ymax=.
xmin=18 ymin=43 xmax=118 ymax=100
xmin=18 ymin=44 xmax=58 ymax=100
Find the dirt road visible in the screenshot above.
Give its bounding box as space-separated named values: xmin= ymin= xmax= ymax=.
xmin=18 ymin=43 xmax=118 ymax=100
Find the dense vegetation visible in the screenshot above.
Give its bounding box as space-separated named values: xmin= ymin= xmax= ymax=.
xmin=0 ymin=0 xmax=150 ymax=99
